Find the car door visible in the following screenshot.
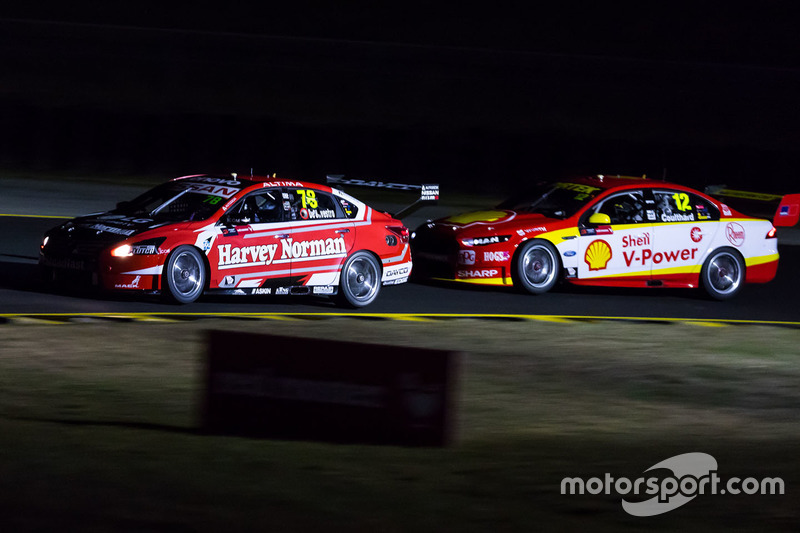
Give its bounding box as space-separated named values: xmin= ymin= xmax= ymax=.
xmin=577 ymin=189 xmax=653 ymax=282
xmin=283 ymin=185 xmax=356 ymax=289
xmin=650 ymin=188 xmax=719 ymax=284
xmin=207 ymin=187 xmax=290 ymax=290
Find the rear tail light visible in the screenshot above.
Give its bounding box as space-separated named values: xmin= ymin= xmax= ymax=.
xmin=766 ymin=226 xmax=777 ymax=239
xmin=386 ymin=225 xmax=410 ymax=244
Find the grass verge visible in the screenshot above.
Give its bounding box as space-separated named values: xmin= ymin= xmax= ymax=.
xmin=1 ymin=318 xmax=798 ymax=531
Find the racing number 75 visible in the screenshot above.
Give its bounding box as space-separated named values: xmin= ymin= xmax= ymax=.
xmin=298 ymin=189 xmax=318 ymax=209
xmin=672 ymin=192 xmax=690 ymax=212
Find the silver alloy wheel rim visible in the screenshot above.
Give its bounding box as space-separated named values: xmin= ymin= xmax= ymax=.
xmin=522 ymin=245 xmax=555 ymax=287
xmin=171 ymin=251 xmax=203 ymax=298
xmin=345 ymin=256 xmax=378 ymax=301
xmin=708 ymin=252 xmax=741 ymax=294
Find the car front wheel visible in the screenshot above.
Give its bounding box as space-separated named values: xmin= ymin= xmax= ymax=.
xmin=701 ymin=248 xmax=744 ymax=300
xmin=163 ymin=245 xmax=206 ymax=304
xmin=514 ymin=240 xmax=560 ymax=294
xmin=337 ymin=251 xmax=381 ymax=307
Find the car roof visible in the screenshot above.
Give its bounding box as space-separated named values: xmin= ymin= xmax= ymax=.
xmin=566 ymin=174 xmax=696 ymax=193
xmin=171 ymin=174 xmax=335 ymax=193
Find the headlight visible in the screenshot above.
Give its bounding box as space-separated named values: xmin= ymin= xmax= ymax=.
xmin=110 ymin=238 xmax=166 ymax=258
xmin=41 ymin=236 xmax=50 ymax=249
xmin=111 ymin=244 xmax=133 ymax=257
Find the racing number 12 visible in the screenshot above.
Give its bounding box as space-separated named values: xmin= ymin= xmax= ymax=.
xmin=672 ymin=192 xmax=690 ymax=212
xmin=298 ymin=189 xmax=318 ymax=209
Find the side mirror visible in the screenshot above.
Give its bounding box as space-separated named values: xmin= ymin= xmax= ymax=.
xmin=588 ymin=212 xmax=611 ymax=225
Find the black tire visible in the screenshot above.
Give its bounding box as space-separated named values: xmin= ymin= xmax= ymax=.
xmin=701 ymin=248 xmax=744 ymax=300
xmin=337 ymin=251 xmax=381 ymax=308
xmin=163 ymin=245 xmax=206 ymax=304
xmin=513 ymin=240 xmax=560 ymax=295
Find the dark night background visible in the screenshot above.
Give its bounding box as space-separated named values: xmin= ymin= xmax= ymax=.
xmin=1 ymin=3 xmax=798 ymax=194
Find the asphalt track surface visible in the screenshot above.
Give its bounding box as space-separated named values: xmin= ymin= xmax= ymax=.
xmin=2 ymin=212 xmax=799 ymax=323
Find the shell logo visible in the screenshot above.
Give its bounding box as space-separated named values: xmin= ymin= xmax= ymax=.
xmin=445 ymin=210 xmax=508 ymax=225
xmin=584 ymin=239 xmax=613 ymax=271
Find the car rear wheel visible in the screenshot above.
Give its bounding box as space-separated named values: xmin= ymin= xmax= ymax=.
xmin=163 ymin=245 xmax=206 ymax=304
xmin=701 ymin=248 xmax=744 ymax=300
xmin=514 ymin=240 xmax=560 ymax=294
xmin=337 ymin=251 xmax=381 ymax=307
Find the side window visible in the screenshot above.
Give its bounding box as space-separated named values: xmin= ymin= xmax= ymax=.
xmin=225 ymin=189 xmax=283 ymax=225
xmin=591 ymin=190 xmax=647 ymax=225
xmin=654 ymin=190 xmax=719 ymax=223
xmin=286 ymin=187 xmax=342 ymax=221
xmin=335 ymin=195 xmax=359 ymax=219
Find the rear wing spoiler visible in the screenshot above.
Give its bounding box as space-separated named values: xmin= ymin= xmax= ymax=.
xmin=326 ymin=175 xmax=439 ymax=220
xmin=704 ymin=185 xmax=800 ymax=227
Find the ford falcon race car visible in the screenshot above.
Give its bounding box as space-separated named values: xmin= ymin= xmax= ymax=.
xmin=411 ymin=175 xmax=790 ymax=300
xmin=40 ymin=174 xmax=412 ymax=307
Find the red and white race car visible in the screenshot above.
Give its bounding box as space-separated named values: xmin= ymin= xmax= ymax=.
xmin=40 ymin=174 xmax=412 ymax=307
xmin=411 ymin=175 xmax=794 ymax=299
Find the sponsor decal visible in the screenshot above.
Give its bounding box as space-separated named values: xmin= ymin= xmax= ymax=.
xmin=306 ymin=208 xmax=337 ymax=220
xmin=564 ymin=250 xmax=577 ymax=257
xmin=280 ymin=237 xmax=346 ymax=259
xmin=90 ymin=224 xmax=136 ymax=236
xmin=518 ymin=226 xmax=547 ymax=236
xmin=184 ymin=183 xmax=239 ymax=198
xmin=421 ymin=184 xmax=440 ymax=201
xmin=581 ymin=227 xmax=613 ymax=236
xmin=458 ymin=250 xmax=476 ymax=265
xmin=721 ymin=203 xmax=732 ymax=217
xmin=275 ymin=287 xmax=289 ymax=295
xmin=300 ymin=208 xmax=309 ymax=219
xmin=584 ymin=240 xmax=612 ymax=271
xmin=201 ymin=238 xmax=212 ymax=252
xmin=646 ymin=210 xmax=657 ymax=221
xmin=252 ymin=287 xmax=272 ymax=295
xmin=623 ymin=247 xmax=698 ymax=267
xmin=130 ymin=243 xmax=158 ymax=255
xmin=313 ymin=285 xmax=335 ymax=295
xmin=555 ymin=182 xmax=601 ymax=194
xmin=725 ymin=222 xmax=745 ymax=246
xmin=114 ymin=275 xmax=141 ymax=289
xmin=457 ymin=269 xmax=499 ymax=279
xmin=218 ymin=243 xmax=279 ymax=268
xmin=690 ymin=227 xmax=703 ymax=243
xmin=484 ymin=251 xmax=510 ymax=262
xmin=261 ymin=181 xmax=303 ymax=188
xmin=385 ymin=266 xmax=410 ymax=277
xmin=622 ymin=233 xmax=651 ymax=248
xmin=461 ymin=235 xmax=511 ymax=247
xmin=217 ymin=237 xmax=347 ymax=268
xmin=221 ymin=198 xmax=237 ymax=211
xmin=661 ymin=212 xmax=695 ymax=222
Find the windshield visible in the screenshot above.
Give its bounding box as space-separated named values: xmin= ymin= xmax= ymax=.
xmin=496 ymin=181 xmax=603 ymax=219
xmin=115 ymin=182 xmax=238 ymax=222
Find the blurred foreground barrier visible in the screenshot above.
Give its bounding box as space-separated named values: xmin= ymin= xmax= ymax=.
xmin=203 ymin=330 xmax=458 ymax=446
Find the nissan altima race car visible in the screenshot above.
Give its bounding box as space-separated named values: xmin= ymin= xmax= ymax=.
xmin=411 ymin=175 xmax=791 ymax=300
xmin=40 ymin=174 xmax=412 ymax=307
